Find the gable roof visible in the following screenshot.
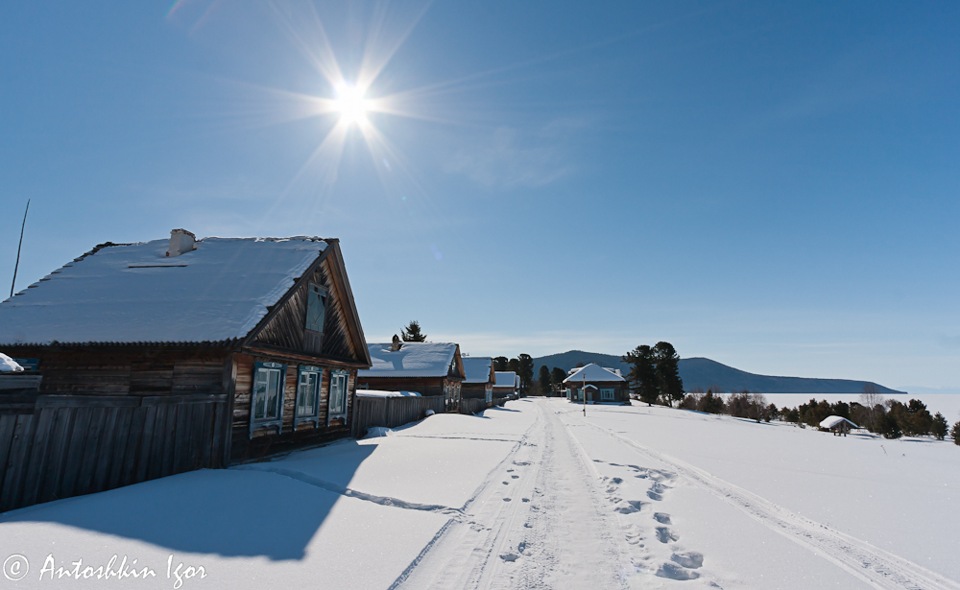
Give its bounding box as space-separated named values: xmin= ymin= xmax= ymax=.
xmin=462 ymin=356 xmax=494 ymax=384
xmin=494 ymin=371 xmax=519 ymax=388
xmin=359 ymin=342 xmax=462 ymax=378
xmin=563 ymin=363 xmax=625 ymax=384
xmin=0 ymin=235 xmax=332 ymax=346
xmin=819 ymin=415 xmax=858 ymax=430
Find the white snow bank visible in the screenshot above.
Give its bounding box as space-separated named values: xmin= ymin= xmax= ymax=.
xmin=363 ymin=426 xmax=393 ymax=438
xmin=356 ymin=389 xmax=421 ymax=398
xmin=0 ymin=352 xmax=23 ymax=372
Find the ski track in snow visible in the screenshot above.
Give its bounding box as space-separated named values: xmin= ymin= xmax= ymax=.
xmin=392 ymin=401 xmax=634 ymax=590
xmin=582 ymin=417 xmax=960 ymax=590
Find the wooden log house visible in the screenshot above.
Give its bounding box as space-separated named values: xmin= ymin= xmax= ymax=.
xmin=563 ymin=363 xmax=629 ymax=403
xmin=461 ymin=356 xmax=495 ymax=406
xmin=493 ymin=371 xmax=520 ymax=401
xmin=0 ymin=230 xmax=371 ymax=511
xmin=357 ymin=341 xmax=465 ymax=412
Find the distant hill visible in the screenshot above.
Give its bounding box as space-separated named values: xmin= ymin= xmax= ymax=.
xmin=531 ymin=350 xmax=904 ymax=395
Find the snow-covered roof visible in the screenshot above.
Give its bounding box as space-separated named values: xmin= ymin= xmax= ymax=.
xmin=356 ymin=389 xmax=422 ymax=398
xmin=494 ymin=371 xmax=518 ymax=388
xmin=0 ymin=353 xmax=24 ymax=372
xmin=462 ymin=357 xmax=493 ymax=384
xmin=0 ymin=236 xmax=328 ymax=346
xmin=359 ymin=342 xmax=460 ymax=378
xmin=819 ymin=415 xmax=858 ymax=430
xmin=563 ymin=363 xmax=625 ymax=384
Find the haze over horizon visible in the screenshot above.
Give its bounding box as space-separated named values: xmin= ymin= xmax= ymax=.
xmin=3 ymin=2 xmax=958 ymax=392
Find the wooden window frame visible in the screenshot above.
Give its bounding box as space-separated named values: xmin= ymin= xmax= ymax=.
xmin=250 ymin=361 xmax=285 ymax=437
xmin=327 ymin=370 xmax=348 ymax=426
xmin=600 ymin=388 xmax=615 ymax=401
xmin=295 ymin=365 xmax=322 ymax=427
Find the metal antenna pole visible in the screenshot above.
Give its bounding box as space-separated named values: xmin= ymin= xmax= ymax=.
xmin=10 ymin=199 xmax=30 ymax=299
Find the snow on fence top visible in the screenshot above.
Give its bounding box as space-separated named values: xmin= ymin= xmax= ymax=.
xmin=462 ymin=356 xmax=493 ymax=383
xmin=360 ymin=342 xmax=459 ymax=378
xmin=356 ymin=389 xmax=422 ymax=398
xmin=563 ymin=363 xmax=626 ymax=383
xmin=0 ymin=353 xmax=24 ymax=372
xmin=0 ymin=236 xmax=328 ymax=346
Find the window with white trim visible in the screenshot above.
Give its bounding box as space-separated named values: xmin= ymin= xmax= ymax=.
xmin=251 ymin=361 xmax=285 ymax=435
xmin=327 ymin=370 xmax=348 ymax=425
xmin=601 ymin=388 xmax=615 ymax=401
xmin=296 ymin=365 xmax=322 ymax=424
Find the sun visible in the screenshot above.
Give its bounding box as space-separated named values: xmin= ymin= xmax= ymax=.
xmin=333 ymin=83 xmax=370 ymax=127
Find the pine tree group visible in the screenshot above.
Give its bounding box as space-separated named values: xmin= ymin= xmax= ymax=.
xmin=622 ymin=341 xmax=684 ymax=406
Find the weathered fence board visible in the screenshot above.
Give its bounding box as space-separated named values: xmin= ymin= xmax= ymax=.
xmin=460 ymin=398 xmax=488 ymax=415
xmin=0 ymin=393 xmax=228 ymax=513
xmin=351 ymin=396 xmax=446 ymax=438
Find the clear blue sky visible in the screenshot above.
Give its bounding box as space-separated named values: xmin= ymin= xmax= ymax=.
xmin=2 ymin=2 xmax=958 ymax=391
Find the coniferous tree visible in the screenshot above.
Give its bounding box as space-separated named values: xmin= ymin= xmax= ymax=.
xmin=517 ymin=354 xmax=535 ymax=395
xmin=493 ymin=357 xmax=509 ymax=371
xmin=931 ymin=412 xmax=949 ymax=441
xmin=879 ymin=411 xmax=902 ymax=439
xmin=537 ymin=365 xmax=552 ymax=396
xmin=623 ymin=345 xmax=658 ymax=406
xmin=652 ymin=341 xmax=684 ymax=406
xmin=401 ymin=320 xmax=427 ymax=342
xmin=952 ymin=421 xmax=960 ymax=446
xmin=551 ymin=367 xmax=567 ymax=395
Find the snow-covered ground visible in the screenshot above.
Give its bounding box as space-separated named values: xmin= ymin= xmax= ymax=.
xmin=2 ymin=398 xmax=959 ymax=589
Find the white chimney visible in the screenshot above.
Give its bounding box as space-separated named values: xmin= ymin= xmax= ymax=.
xmin=166 ymin=229 xmax=197 ymax=257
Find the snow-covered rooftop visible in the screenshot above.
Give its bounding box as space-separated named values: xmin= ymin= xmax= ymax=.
xmin=819 ymin=415 xmax=858 ymax=430
xmin=563 ymin=363 xmax=626 ymax=383
xmin=359 ymin=342 xmax=460 ymax=378
xmin=0 ymin=353 xmax=24 ymax=372
xmin=462 ymin=357 xmax=493 ymax=384
xmin=494 ymin=371 xmax=519 ymax=388
xmin=0 ymin=236 xmax=328 ymax=346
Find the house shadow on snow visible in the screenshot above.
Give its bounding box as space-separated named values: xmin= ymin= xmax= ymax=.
xmin=0 ymin=439 xmax=377 ymax=561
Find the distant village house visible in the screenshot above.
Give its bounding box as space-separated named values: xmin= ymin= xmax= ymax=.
xmin=563 ymin=363 xmax=629 ymax=403
xmin=357 ymin=341 xmax=465 ymax=412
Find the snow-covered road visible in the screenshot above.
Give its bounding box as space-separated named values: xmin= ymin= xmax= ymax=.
xmin=396 ymin=400 xmax=960 ymax=590
xmin=396 ymin=398 xmax=631 ymax=590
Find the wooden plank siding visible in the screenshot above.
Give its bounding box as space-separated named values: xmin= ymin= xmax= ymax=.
xmin=229 ymin=351 xmax=359 ymax=463
xmin=461 ymin=383 xmax=491 ymax=400
xmin=351 ymin=395 xmax=446 ymax=438
xmin=0 ymin=393 xmax=228 ymax=513
xmin=1 ymin=346 xmax=231 ymax=397
xmin=251 ymin=255 xmax=358 ymax=364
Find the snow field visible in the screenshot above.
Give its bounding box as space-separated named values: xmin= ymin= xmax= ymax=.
xmin=1 ymin=398 xmax=958 ymax=589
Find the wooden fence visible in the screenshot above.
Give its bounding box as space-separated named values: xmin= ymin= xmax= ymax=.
xmin=351 ymin=395 xmax=446 ymax=438
xmin=460 ymin=397 xmax=488 ymax=415
xmin=0 ymin=392 xmax=229 ymax=512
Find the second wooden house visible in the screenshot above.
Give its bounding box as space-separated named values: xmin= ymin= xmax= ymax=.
xmin=357 ymin=341 xmax=465 ymax=412
xmin=461 ymin=357 xmax=495 ymax=405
